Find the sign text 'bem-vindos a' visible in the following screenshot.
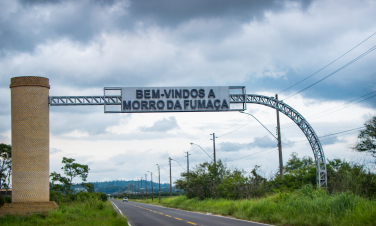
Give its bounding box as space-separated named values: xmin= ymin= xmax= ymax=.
xmin=121 ymin=87 xmax=230 ymax=113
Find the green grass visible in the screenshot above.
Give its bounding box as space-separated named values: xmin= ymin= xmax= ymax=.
xmin=0 ymin=200 xmax=128 ymax=226
xmin=132 ymin=185 xmax=376 ymax=226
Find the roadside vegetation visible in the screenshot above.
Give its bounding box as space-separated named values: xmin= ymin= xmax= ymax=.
xmin=174 ymin=154 xmax=376 ymax=200
xmin=132 ymin=116 xmax=376 ymax=226
xmin=135 ymin=184 xmax=375 ymax=226
xmin=1 ymin=157 xmax=128 ymax=225
xmin=0 ymin=192 xmax=127 ymax=226
xmin=0 ymin=143 xmax=11 ymax=207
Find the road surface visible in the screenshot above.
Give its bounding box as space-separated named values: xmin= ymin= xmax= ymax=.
xmin=111 ymin=199 xmax=271 ymax=226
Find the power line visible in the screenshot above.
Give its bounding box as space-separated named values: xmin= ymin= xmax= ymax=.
xmin=225 ymin=126 xmax=365 ymax=163
xmin=308 ymin=94 xmax=376 ymax=121
xmin=172 ymin=159 xmax=186 ymax=172
xmin=217 ymin=119 xmax=254 ymax=138
xmin=284 ymin=45 xmax=376 ymax=100
xmin=319 ymin=126 xmax=364 ymax=138
xmin=215 ymin=114 xmax=250 ymax=135
xmin=292 ymin=126 xmax=365 ymax=144
xmin=160 ymin=165 xmax=169 ymax=175
xmin=278 ymin=31 xmax=376 ymax=94
xmin=281 ymin=91 xmax=376 ymax=129
xmin=306 ymin=91 xmax=376 ymax=119
xmin=225 ymin=147 xmax=276 ymax=163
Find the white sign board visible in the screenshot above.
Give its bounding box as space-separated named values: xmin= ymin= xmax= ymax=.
xmin=121 ymin=87 xmax=230 ymax=113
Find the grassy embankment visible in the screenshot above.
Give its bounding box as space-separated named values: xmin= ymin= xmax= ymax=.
xmin=0 ymin=195 xmax=127 ymax=226
xmin=132 ymin=185 xmax=376 ymax=226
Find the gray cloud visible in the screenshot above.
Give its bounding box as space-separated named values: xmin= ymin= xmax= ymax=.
xmin=140 ymin=116 xmax=179 ymax=132
xmin=219 ymin=135 xmax=278 ymax=152
xmin=50 ymin=110 xmax=126 ymax=136
xmin=129 ymin=0 xmax=308 ymax=27
xmin=320 ymin=137 xmax=346 ymax=146
xmin=1 ymin=0 xmax=312 ymax=53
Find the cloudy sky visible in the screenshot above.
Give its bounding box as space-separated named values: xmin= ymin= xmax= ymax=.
xmin=1 ymin=0 xmax=375 ymax=184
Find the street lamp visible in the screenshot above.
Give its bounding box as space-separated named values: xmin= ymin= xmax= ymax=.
xmin=156 ymin=164 xmax=161 ymax=202
xmin=185 ymin=151 xmax=191 ymax=193
xmin=147 ymin=171 xmax=153 ymax=201
xmin=141 ymin=177 xmax=144 ymax=200
xmin=190 ymin=143 xmax=213 ymax=161
xmin=240 ymin=112 xmax=277 ymax=140
xmin=240 ymin=111 xmax=283 ymax=178
xmin=136 ymin=176 xmax=140 ymax=200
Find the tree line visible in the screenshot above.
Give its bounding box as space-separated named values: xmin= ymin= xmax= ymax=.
xmin=175 ymin=116 xmax=376 ymax=200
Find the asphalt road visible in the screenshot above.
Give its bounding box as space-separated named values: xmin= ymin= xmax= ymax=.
xmin=110 ymin=199 xmax=271 ymax=226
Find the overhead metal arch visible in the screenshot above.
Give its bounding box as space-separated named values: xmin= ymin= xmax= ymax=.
xmin=230 ymin=94 xmax=327 ymax=188
xmin=49 ymin=90 xmax=327 ymax=187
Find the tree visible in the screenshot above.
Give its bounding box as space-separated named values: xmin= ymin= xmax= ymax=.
xmin=0 ymin=144 xmax=12 ymax=190
xmin=50 ymin=157 xmax=90 ymax=194
xmin=270 ymin=152 xmax=316 ymax=190
xmin=0 ymin=143 xmax=11 ymax=205
xmin=354 ymin=116 xmax=376 ymax=158
xmin=175 ymin=160 xmax=268 ymax=200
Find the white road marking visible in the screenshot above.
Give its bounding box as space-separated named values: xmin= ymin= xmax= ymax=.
xmin=110 ymin=200 xmax=132 ymax=226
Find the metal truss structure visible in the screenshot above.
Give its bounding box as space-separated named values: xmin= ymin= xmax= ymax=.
xmin=230 ymin=94 xmax=327 ymax=188
xmin=49 ymin=93 xmax=327 ymax=187
xmin=49 ymin=96 xmax=121 ymax=106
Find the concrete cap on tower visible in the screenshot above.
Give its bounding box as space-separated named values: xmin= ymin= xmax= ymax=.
xmin=10 ymin=76 xmax=50 ymax=89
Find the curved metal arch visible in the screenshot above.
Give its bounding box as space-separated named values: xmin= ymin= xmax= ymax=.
xmin=230 ymin=94 xmax=327 ymax=188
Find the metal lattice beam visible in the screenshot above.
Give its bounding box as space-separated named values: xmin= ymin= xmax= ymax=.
xmin=230 ymin=94 xmax=327 ymax=188
xmin=49 ymin=96 xmax=121 ymax=106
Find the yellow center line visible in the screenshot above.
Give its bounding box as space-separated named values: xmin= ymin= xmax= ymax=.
xmin=149 ymin=210 xmax=153 ymax=212
xmin=165 ymin=215 xmax=171 ymax=217
xmin=187 ymin=222 xmax=197 ymax=225
xmin=153 ymin=211 xmax=157 ymax=213
xmin=159 ymin=213 xmax=163 ymax=215
xmin=175 ymin=218 xmax=182 ymax=220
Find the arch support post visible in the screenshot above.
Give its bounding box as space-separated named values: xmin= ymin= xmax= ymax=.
xmin=0 ymin=76 xmax=58 ymax=216
xmin=231 ymin=94 xmax=327 ymax=188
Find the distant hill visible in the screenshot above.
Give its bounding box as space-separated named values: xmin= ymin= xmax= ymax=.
xmin=79 ymin=180 xmax=175 ymax=195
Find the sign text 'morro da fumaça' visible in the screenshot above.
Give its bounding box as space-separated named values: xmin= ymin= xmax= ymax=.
xmin=121 ymin=87 xmax=230 ymax=112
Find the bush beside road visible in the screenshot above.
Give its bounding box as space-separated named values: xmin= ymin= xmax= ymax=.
xmin=133 ymin=184 xmax=376 ymax=226
xmin=0 ymin=192 xmax=128 ymax=226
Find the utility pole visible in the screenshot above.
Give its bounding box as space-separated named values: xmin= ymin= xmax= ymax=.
xmin=157 ymin=164 xmax=161 ymax=202
xmin=210 ymin=133 xmax=216 ymax=164
xmin=169 ymin=157 xmax=172 ymax=197
xmin=145 ymin=174 xmax=148 ymax=200
xmin=185 ymin=151 xmax=191 ymax=192
xmin=149 ymin=171 xmax=153 ymax=201
xmin=141 ymin=177 xmax=144 ymax=200
xmin=137 ymin=177 xmax=140 ymax=200
xmin=275 ymin=94 xmax=283 ymax=179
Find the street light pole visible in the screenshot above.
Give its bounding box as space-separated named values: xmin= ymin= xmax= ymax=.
xmin=141 ymin=177 xmax=144 ymax=200
xmin=137 ymin=177 xmax=140 ymax=200
xmin=169 ymin=157 xmax=172 ymax=198
xmin=190 ymin=143 xmax=213 ymax=161
xmin=156 ymin=164 xmax=161 ymax=202
xmin=148 ymin=171 xmax=153 ymax=201
xmin=210 ymin=133 xmax=217 ymax=164
xmin=145 ymin=173 xmax=148 ymax=200
xmin=240 ymin=111 xmax=281 ymax=178
xmin=185 ymin=151 xmax=191 ymax=192
xmin=275 ymin=94 xmax=283 ymax=179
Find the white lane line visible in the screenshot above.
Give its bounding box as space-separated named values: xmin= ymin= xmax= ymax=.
xmin=110 ymin=200 xmax=132 ymax=226
xmin=132 ymin=201 xmax=273 ymax=226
